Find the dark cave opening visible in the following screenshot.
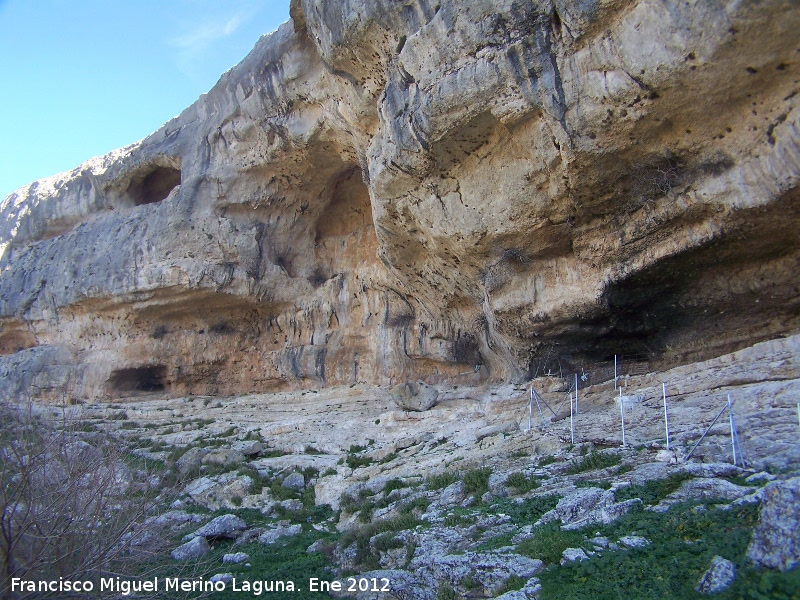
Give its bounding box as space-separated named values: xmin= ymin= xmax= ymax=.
xmin=106 ymin=365 xmax=168 ymax=395
xmin=584 ymin=190 xmax=800 ymax=366
xmin=130 ymin=166 xmax=181 ymax=206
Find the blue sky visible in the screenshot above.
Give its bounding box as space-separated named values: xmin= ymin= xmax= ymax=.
xmin=0 ymin=0 xmax=289 ymax=200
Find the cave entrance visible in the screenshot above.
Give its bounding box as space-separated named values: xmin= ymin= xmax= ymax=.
xmin=106 ymin=365 xmax=168 ymax=396
xmin=314 ymin=168 xmax=373 ymax=241
xmin=130 ymin=165 xmax=181 ymax=206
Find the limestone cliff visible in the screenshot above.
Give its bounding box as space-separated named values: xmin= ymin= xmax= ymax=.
xmin=1 ymin=0 xmax=798 ymax=401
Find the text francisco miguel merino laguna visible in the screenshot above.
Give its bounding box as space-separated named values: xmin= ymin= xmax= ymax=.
xmin=12 ymin=575 xmax=393 ymax=595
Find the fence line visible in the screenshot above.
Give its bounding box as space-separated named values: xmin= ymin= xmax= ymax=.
xmin=529 ymin=379 xmax=748 ymax=466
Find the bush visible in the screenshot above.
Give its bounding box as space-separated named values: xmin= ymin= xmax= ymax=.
xmin=383 ymin=478 xmax=408 ymax=495
xmin=614 ymin=472 xmax=693 ymax=505
xmin=516 ymin=523 xmax=588 ymax=565
xmin=463 ymin=467 xmax=492 ymax=496
xmin=346 ymin=453 xmax=374 ymax=470
xmin=565 ymin=450 xmax=621 ymax=475
xmin=575 ymin=479 xmax=612 ymax=490
xmin=425 ymin=471 xmax=459 ymax=490
xmin=502 ymin=574 xmax=526 ymax=593
xmin=399 ymin=496 xmax=431 ymax=515
xmin=505 ymin=472 xmax=539 ymax=493
xmin=537 ymin=502 xmax=773 ymax=599
xmin=490 ymin=494 xmax=561 ymax=525
xmin=338 ymin=514 xmax=422 ymax=571
xmin=538 ymin=454 xmax=557 ymax=466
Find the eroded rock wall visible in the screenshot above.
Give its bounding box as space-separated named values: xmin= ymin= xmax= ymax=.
xmin=1 ymin=0 xmax=798 ymax=401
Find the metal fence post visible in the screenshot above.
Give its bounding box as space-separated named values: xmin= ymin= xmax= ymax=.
xmin=570 ymin=391 xmax=574 ymax=445
xmin=727 ymin=395 xmax=737 ymax=466
xmin=620 ymin=387 xmax=626 ymax=447
xmin=663 ymin=383 xmax=670 ymax=450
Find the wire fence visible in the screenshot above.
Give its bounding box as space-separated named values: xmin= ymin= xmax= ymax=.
xmin=526 ymin=377 xmax=748 ymax=467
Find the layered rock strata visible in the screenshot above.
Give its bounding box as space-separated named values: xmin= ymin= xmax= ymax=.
xmin=1 ymin=0 xmax=799 ymax=400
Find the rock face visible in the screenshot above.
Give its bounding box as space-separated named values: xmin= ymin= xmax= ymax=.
xmin=747 ymin=477 xmax=800 ymax=571
xmin=1 ymin=0 xmax=799 ymax=401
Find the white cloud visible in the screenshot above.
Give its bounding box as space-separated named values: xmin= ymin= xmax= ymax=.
xmin=172 ymin=11 xmax=247 ymax=54
xmin=168 ymin=1 xmax=263 ymax=77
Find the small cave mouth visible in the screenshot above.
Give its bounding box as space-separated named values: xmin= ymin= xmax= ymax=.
xmin=107 ymin=365 xmax=168 ymax=395
xmin=130 ymin=165 xmax=181 ymax=206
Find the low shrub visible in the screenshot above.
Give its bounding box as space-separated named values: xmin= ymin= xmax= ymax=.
xmin=505 ymin=471 xmax=539 ymax=493
xmin=537 ymin=502 xmax=774 ymax=600
xmin=425 ymin=471 xmax=460 ymax=490
xmin=565 ymin=450 xmax=621 ymax=475
xmin=463 ymin=467 xmax=492 ymax=495
xmin=490 ymin=494 xmax=560 ymax=525
xmin=614 ymin=472 xmax=693 ymax=505
xmin=516 ymin=522 xmax=588 ymax=565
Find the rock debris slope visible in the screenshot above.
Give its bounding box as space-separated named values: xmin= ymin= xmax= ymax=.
xmin=1 ymin=0 xmax=799 ymax=401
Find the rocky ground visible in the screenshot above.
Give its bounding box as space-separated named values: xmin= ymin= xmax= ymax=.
xmin=9 ymin=333 xmax=796 ymax=599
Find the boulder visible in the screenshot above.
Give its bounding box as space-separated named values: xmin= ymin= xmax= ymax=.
xmin=182 ymin=473 xmax=253 ymax=510
xmin=258 ymin=524 xmax=302 ymax=544
xmin=176 ymin=448 xmax=210 ymax=475
xmin=696 ymin=555 xmax=736 ymax=594
xmin=390 ymin=381 xmax=439 ymax=412
xmin=192 ymin=514 xmax=247 ymax=540
xmin=232 ymin=440 xmax=263 ymax=456
xmin=171 ymin=536 xmax=209 ymax=561
xmin=439 ymin=481 xmax=466 ymax=506
xmin=222 ymin=552 xmax=250 ymax=564
xmin=281 ymin=471 xmax=305 ymax=491
xmin=537 ymin=486 xmax=642 ymax=531
xmin=202 ymin=449 xmax=246 ymax=468
xmin=422 ymin=551 xmax=543 ymax=597
xmin=747 ymin=477 xmax=800 ymax=571
xmin=561 ymin=548 xmax=589 ymax=565
xmin=618 ymin=535 xmax=650 ymax=549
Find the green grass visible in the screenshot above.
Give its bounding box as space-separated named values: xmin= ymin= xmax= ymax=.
xmin=425 ymin=471 xmax=460 ymax=490
xmin=723 ymin=474 xmax=760 ymax=488
xmin=501 ymin=575 xmax=526 ymax=593
xmin=535 ymin=501 xmax=800 ymax=600
xmin=380 ymin=452 xmax=399 ymax=464
xmin=516 ymin=522 xmax=589 ymax=565
xmin=399 ymin=496 xmax=431 ymax=515
xmin=538 ymin=454 xmax=557 ymax=466
xmin=565 ymin=450 xmax=621 ymax=475
xmin=575 ymin=479 xmax=612 ymax=490
xmin=261 ymin=448 xmax=289 ymax=458
xmin=383 ymin=478 xmax=408 ymax=495
xmin=489 ymin=494 xmax=560 ymax=525
xmin=443 ymin=512 xmax=473 ymax=527
xmin=345 ymin=453 xmax=374 ymax=469
xmin=463 ymin=467 xmax=492 ymax=496
xmin=614 ymin=472 xmax=694 ymax=505
xmin=338 ymin=514 xmax=422 ymax=571
xmin=201 ymin=529 xmax=336 ymax=600
xmin=437 ymin=583 xmax=458 ymax=600
xmin=505 ymin=471 xmax=540 ymax=494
